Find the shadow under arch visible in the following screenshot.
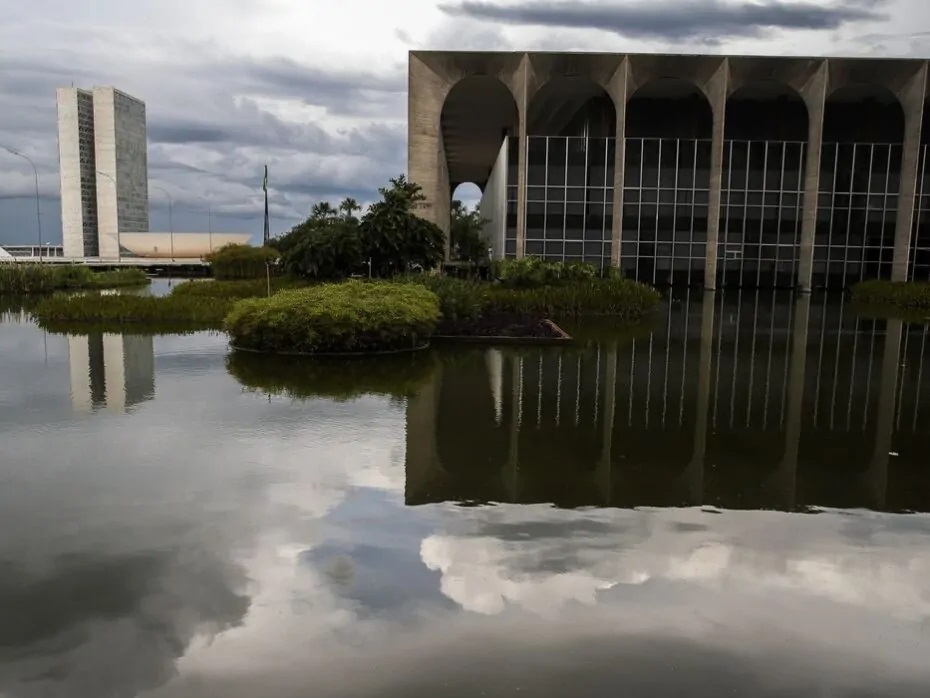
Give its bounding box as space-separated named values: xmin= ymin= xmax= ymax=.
xmin=622 ymin=79 xmax=714 ymax=286
xmin=523 ymin=77 xmax=617 ymax=266
xmin=816 ymin=84 xmax=905 ymax=288
xmin=719 ymin=81 xmax=810 ymax=289
xmin=441 ymin=76 xmax=518 ymax=191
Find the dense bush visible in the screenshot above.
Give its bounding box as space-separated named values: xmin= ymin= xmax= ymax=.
xmin=411 ymin=275 xmax=489 ymax=321
xmin=851 ymin=280 xmax=930 ymax=310
xmin=226 ymin=351 xmax=437 ymax=401
xmin=225 ymin=280 xmax=441 ymax=354
xmin=494 ymin=258 xmax=607 ymax=288
xmin=410 ymin=274 xmax=659 ymax=322
xmin=206 ymin=244 xmax=278 ymax=280
xmin=450 ymin=200 xmax=488 ymax=263
xmin=170 ymin=277 xmax=306 ymax=300
xmin=0 ymin=265 xmax=149 ymax=294
xmin=282 ymin=222 xmax=365 ymax=280
xmin=485 ymin=278 xmax=660 ymax=320
xmin=32 ymin=294 xmax=232 ymax=331
xmin=361 ymin=176 xmax=445 ymax=276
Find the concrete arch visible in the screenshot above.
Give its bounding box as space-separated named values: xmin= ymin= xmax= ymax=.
xmin=824 ymin=83 xmax=905 ymax=143
xmin=725 ymin=81 xmax=809 ymax=142
xmin=626 ymin=78 xmax=713 ymax=139
xmin=441 ymin=76 xmax=519 ymax=189
xmin=526 ymin=76 xmax=616 ymax=137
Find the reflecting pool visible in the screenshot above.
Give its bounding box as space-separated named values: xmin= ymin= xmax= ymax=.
xmin=1 ymin=289 xmax=929 ymax=697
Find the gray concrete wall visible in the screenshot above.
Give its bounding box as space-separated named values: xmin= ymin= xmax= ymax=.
xmin=93 ymin=87 xmax=148 ymax=259
xmin=410 ymin=51 xmax=930 ymax=286
xmin=479 ymin=139 xmax=509 ymax=260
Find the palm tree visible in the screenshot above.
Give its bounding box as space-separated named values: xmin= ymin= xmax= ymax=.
xmin=310 ymin=201 xmax=338 ymax=221
xmin=339 ymin=197 xmax=361 ymax=222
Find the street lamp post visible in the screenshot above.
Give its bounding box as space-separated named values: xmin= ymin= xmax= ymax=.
xmin=2 ymin=145 xmax=42 ymax=261
xmin=95 ymin=170 xmax=119 ymax=261
xmin=153 ymin=185 xmax=174 ymax=261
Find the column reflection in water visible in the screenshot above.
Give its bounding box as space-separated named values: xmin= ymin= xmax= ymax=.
xmin=67 ymin=333 xmax=155 ymax=413
xmin=405 ymin=294 xmax=930 ymax=513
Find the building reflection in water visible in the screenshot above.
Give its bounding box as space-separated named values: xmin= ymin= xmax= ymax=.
xmin=406 ymin=292 xmax=930 ymax=513
xmin=67 ymin=333 xmax=155 ymax=413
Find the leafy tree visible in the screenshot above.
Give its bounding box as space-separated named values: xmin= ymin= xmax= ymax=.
xmin=360 ymin=175 xmax=445 ymax=277
xmin=279 ymin=221 xmax=364 ymax=280
xmin=450 ymin=199 xmax=489 ymax=263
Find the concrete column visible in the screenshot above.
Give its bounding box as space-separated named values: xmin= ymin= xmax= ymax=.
xmin=685 ymin=291 xmax=716 ymax=504
xmin=892 ymin=65 xmax=928 ymax=282
xmin=595 ymin=342 xmax=618 ymax=504
xmin=608 ymin=59 xmax=630 ymax=267
xmin=704 ymin=61 xmax=729 ymax=290
xmin=797 ymin=62 xmax=828 ymax=293
xmin=867 ymin=319 xmax=903 ymax=509
xmin=514 ymin=55 xmax=531 ymax=259
xmin=407 ymin=55 xmax=452 ymax=256
xmin=776 ymin=294 xmax=811 ymax=509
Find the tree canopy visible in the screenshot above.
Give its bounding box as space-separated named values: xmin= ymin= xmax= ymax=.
xmin=271 ymin=176 xmax=446 ymax=280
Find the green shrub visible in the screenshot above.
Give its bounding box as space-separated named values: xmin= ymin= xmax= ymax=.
xmin=850 ymin=280 xmax=930 ymax=310
xmin=485 ymin=278 xmax=660 ymax=320
xmin=410 ymin=276 xmax=489 ymax=321
xmin=493 ymin=258 xmax=605 ymax=288
xmin=226 ymin=351 xmax=437 ymax=401
xmin=170 ymin=277 xmax=306 ymax=300
xmin=225 ymin=280 xmax=441 ymax=354
xmin=32 ymin=294 xmax=232 ymax=331
xmin=0 ymin=265 xmax=149 ymax=294
xmin=280 ymin=221 xmax=365 ymax=280
xmin=206 ymin=244 xmax=278 ymax=280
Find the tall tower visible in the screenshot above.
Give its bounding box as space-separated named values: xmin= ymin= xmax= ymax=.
xmin=56 ymin=86 xmax=148 ymax=259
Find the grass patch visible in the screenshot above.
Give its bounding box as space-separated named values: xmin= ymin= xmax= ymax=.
xmin=0 ymin=265 xmax=149 ymax=294
xmin=170 ymin=277 xmax=307 ymax=300
xmin=226 ymin=350 xmax=437 ymax=401
xmin=32 ymin=294 xmax=233 ymax=332
xmin=225 ymin=280 xmax=440 ymax=354
xmin=412 ymin=275 xmax=660 ymax=322
xmin=850 ymin=280 xmax=930 ymax=311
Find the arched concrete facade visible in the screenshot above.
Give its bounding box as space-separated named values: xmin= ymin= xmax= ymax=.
xmin=409 ymin=52 xmax=928 ymax=289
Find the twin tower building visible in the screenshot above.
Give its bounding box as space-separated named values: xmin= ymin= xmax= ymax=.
xmin=56 ymin=86 xmax=148 ymax=259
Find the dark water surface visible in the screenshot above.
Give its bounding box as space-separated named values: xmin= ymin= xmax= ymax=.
xmin=2 ymin=286 xmax=929 ymax=697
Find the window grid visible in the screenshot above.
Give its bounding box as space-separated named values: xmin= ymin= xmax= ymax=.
xmin=910 ymin=144 xmax=930 ymax=281
xmin=621 ymin=137 xmax=711 ymax=285
xmin=814 ymin=142 xmax=901 ymax=288
xmin=719 ymin=140 xmax=806 ymax=288
xmin=522 ymin=135 xmax=614 ymax=267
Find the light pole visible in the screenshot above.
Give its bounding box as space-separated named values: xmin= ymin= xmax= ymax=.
xmin=196 ymin=195 xmax=213 ymax=254
xmin=2 ymin=145 xmax=42 ymax=261
xmin=152 ymin=185 xmax=174 ymax=260
xmin=95 ymin=170 xmax=119 ymax=261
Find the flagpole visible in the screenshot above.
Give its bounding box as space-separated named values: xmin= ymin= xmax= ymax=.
xmin=263 ymin=164 xmax=270 ymax=245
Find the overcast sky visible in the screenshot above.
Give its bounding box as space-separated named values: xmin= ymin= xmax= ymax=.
xmin=1 ymin=0 xmax=928 ymax=245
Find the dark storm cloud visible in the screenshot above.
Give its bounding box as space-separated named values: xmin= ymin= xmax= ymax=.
xmin=439 ymin=0 xmax=888 ymax=41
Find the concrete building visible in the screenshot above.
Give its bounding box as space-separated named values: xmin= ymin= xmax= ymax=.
xmin=408 ymin=52 xmax=930 ymax=289
xmin=57 ymin=86 xmax=148 ymax=259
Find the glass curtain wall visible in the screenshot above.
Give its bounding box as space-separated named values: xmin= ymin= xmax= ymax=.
xmin=524 ymin=136 xmax=615 ymax=266
xmin=622 ymin=138 xmax=711 ymax=284
xmin=718 ymin=141 xmax=806 ymax=287
xmin=813 ymin=92 xmax=904 ymax=287
xmin=621 ymin=84 xmax=713 ymax=285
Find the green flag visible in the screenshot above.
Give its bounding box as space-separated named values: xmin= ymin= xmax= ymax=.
xmin=262 ymin=165 xmax=268 ymax=192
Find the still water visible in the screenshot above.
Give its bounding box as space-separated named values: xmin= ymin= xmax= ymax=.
xmin=1 ymin=286 xmax=929 ymax=697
